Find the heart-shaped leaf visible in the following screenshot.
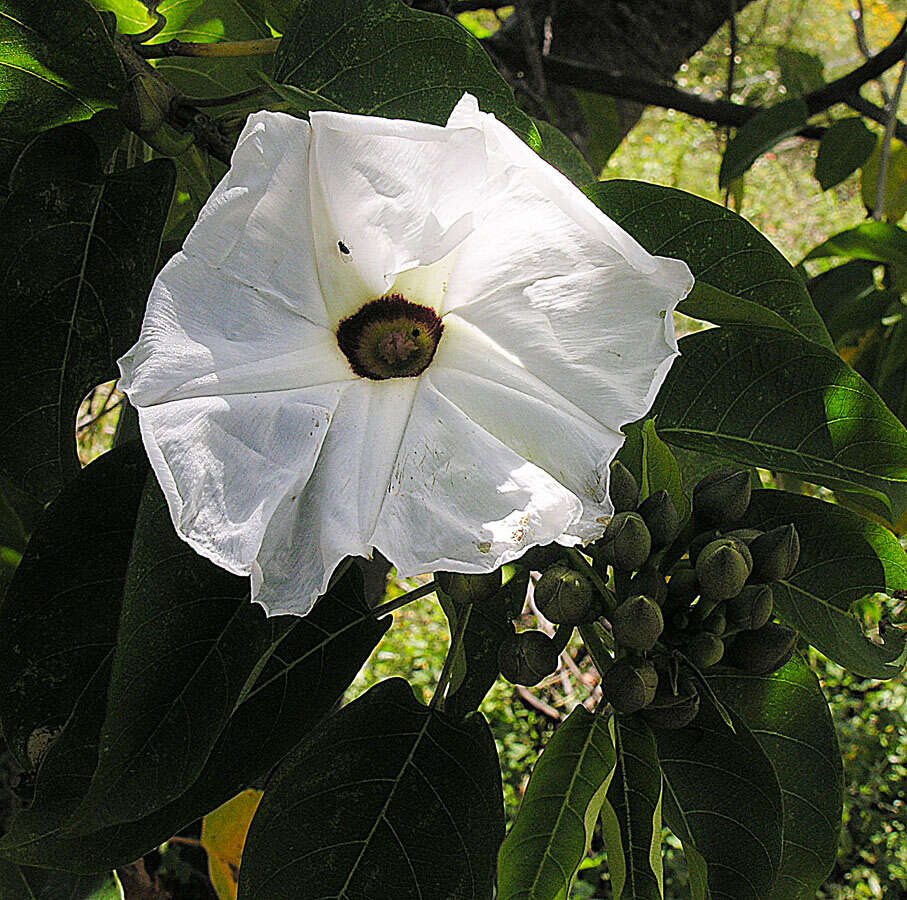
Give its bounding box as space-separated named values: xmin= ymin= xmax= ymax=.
xmin=238 ymin=677 xmax=504 ymax=899
xmin=815 ymin=118 xmax=876 ymax=191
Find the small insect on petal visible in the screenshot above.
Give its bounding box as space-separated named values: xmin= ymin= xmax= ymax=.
xmin=338 ymin=240 xmax=350 ymax=255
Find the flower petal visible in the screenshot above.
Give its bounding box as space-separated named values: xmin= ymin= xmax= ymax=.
xmin=251 ymin=378 xmax=420 ymax=616
xmin=441 ymin=99 xmax=693 ymax=428
xmin=182 ymin=110 xmax=328 ymax=327
xmin=431 ymin=316 xmax=622 ymax=541
xmin=307 ymin=108 xmax=488 ymax=324
xmin=118 ymin=253 xmax=354 ymax=406
xmin=137 ymin=386 xmax=344 ymax=576
xmin=371 ymin=379 xmax=582 ymax=576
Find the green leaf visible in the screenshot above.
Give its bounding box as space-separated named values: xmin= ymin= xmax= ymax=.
xmin=534 ymin=118 xmax=595 ymax=187
xmin=652 ymin=326 xmax=907 ymax=514
xmin=682 ymin=281 xmax=808 ymax=338
xmin=273 ymin=0 xmax=535 ymax=143
xmin=708 ymin=656 xmax=843 ymax=899
xmin=0 ymin=553 xmax=388 ymax=872
xmin=719 ymin=99 xmax=810 ymax=188
xmin=238 ymin=678 xmax=504 ymax=899
xmin=64 ymin=475 xmax=275 ymax=834
xmin=776 ymin=48 xmax=825 ymax=97
xmin=806 ymin=260 xmax=893 ymax=344
xmin=498 ymin=705 xmax=616 ymax=900
xmin=0 ymin=0 xmax=124 ymax=176
xmin=741 ymin=490 xmax=907 ymax=678
xmin=617 ymin=419 xmax=690 ymax=522
xmin=815 ymin=118 xmax=876 ymax=191
xmin=0 ymin=861 xmax=120 ymax=899
xmin=606 ymin=716 xmax=664 ymax=900
xmin=91 ymin=0 xmax=274 ymax=97
xmin=575 ymin=91 xmax=624 ymax=172
xmin=445 ymin=587 xmax=513 ymax=718
xmin=0 ymin=157 xmax=174 ymax=505
xmin=0 ymin=444 xmax=147 ymax=770
xmin=8 ymin=110 xmax=123 ymax=191
xmin=586 ymin=180 xmax=833 ymax=349
xmin=655 ymin=696 xmax=784 ymax=900
xmin=861 ymin=137 xmax=907 ymax=221
xmin=804 ymin=221 xmax=907 ymax=268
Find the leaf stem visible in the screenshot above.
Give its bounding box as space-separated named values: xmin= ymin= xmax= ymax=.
xmin=567 ymin=548 xmax=616 ymax=613
xmin=431 ymin=603 xmax=472 ymax=711
xmin=371 ymin=579 xmax=438 ymax=619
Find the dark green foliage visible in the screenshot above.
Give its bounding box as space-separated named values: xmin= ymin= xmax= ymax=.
xmin=0 ymin=144 xmax=174 ymax=504
xmin=238 ymin=678 xmax=504 ymax=900
xmin=587 ymin=179 xmax=833 ymax=347
xmin=274 ymin=0 xmax=534 ymax=140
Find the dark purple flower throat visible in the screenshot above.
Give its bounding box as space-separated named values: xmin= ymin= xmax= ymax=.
xmin=337 ymin=294 xmax=444 ymax=380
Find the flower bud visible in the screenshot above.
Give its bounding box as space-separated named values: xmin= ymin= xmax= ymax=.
xmin=692 ymin=469 xmax=752 ymax=527
xmin=686 ymin=631 xmax=725 ymax=668
xmin=642 ymin=672 xmax=700 ymax=729
xmin=666 ymin=564 xmax=699 ymax=608
xmin=702 ymin=606 xmax=727 ymax=635
xmin=630 ymin=568 xmax=668 ymax=606
xmin=725 ymin=584 xmax=774 ymax=631
xmin=534 ymin=564 xmax=596 ymax=625
xmin=597 ymin=512 xmax=651 ymax=572
xmin=688 ymin=529 xmax=719 ymax=567
xmin=696 ymin=539 xmax=750 ymax=601
xmin=637 ymin=489 xmax=680 ymax=549
xmin=749 ymin=525 xmax=800 ymax=583
xmin=119 ymin=72 xmax=172 ymax=136
xmin=611 ymin=595 xmax=664 ymax=651
xmin=436 ymin=570 xmax=501 ymax=604
xmin=609 ymin=460 xmax=639 ymax=512
xmin=601 ymin=659 xmax=658 ymax=714
xmin=724 ymin=622 xmax=797 ymax=675
xmin=498 ymin=630 xmax=559 ymax=686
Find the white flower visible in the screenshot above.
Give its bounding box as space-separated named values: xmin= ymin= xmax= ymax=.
xmin=118 ymin=93 xmax=693 ymax=617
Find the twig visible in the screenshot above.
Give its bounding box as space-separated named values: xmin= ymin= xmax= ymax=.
xmin=487 ymin=18 xmax=907 ymax=138
xmin=875 ymin=54 xmax=907 ymax=219
xmin=126 ymin=7 xmax=167 ymax=45
xmin=515 ymin=685 xmax=562 ymax=721
xmin=137 ymin=37 xmax=281 ymax=59
xmin=852 ymin=0 xmax=891 ymax=105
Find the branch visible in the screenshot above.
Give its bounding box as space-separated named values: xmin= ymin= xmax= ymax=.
xmin=137 ymin=37 xmax=280 ymax=59
xmin=488 ymin=18 xmax=907 ymax=140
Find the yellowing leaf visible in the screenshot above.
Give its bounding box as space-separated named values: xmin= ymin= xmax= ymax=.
xmin=201 ymin=789 xmax=263 ymax=900
xmin=862 ymin=137 xmax=907 ymax=222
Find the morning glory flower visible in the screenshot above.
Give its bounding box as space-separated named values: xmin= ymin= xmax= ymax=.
xmin=118 ymin=93 xmax=693 ymax=617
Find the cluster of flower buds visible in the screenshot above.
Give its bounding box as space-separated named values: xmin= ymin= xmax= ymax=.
xmin=590 ymin=463 xmax=800 ymax=728
xmin=466 ymin=464 xmax=801 ymax=725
